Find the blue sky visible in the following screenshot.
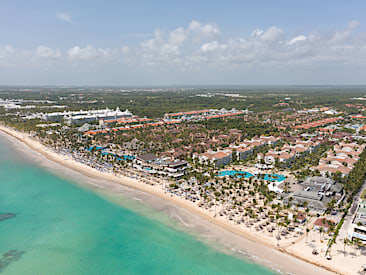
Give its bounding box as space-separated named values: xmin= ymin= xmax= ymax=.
xmin=1 ymin=0 xmax=366 ymax=85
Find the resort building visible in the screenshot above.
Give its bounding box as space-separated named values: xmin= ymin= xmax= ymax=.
xmin=284 ymin=177 xmax=344 ymax=214
xmin=311 ymin=142 xmax=365 ymax=177
xmin=42 ymin=107 xmax=134 ymax=125
xmin=194 ymin=149 xmax=232 ymax=167
xmin=232 ymin=146 xmax=252 ymax=160
xmin=163 ymin=108 xmax=246 ymax=122
xmin=294 ymin=117 xmax=343 ymax=130
xmin=313 ymin=218 xmax=335 ymax=232
xmin=231 ymin=136 xmax=280 ymax=161
xmin=347 ymin=198 xmax=366 ymax=244
xmin=281 ymin=140 xmax=320 ymax=156
xmin=134 ymin=154 xmax=188 ymax=178
xmin=163 ymin=109 xmax=210 ymax=120
xmin=262 ymin=150 xmax=295 ymax=166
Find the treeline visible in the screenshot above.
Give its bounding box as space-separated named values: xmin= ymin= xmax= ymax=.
xmin=345 ymin=150 xmax=366 ymax=197
xmin=198 ymin=118 xmax=278 ymax=138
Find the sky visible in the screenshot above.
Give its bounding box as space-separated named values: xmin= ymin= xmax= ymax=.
xmin=1 ymin=0 xmax=366 ymax=86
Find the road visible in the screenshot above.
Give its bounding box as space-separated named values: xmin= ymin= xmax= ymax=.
xmin=338 ymin=179 xmax=366 ymax=239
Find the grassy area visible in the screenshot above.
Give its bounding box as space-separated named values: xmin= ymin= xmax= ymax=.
xmin=361 ymin=189 xmax=366 ymax=199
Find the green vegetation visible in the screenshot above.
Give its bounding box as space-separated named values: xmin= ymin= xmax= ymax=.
xmin=344 ymin=150 xmax=366 ymax=198
xmin=199 ymin=119 xmax=278 ymax=138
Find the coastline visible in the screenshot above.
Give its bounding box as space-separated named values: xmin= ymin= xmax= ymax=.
xmin=0 ymin=125 xmax=339 ymax=275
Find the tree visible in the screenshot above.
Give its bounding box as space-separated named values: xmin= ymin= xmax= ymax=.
xmin=343 ymin=238 xmax=349 ymax=254
xmin=319 ymin=227 xmax=323 ymax=242
xmin=306 ymin=228 xmax=310 ymax=243
xmin=305 ymin=208 xmax=310 ymax=225
xmin=354 ymin=238 xmax=362 ymax=255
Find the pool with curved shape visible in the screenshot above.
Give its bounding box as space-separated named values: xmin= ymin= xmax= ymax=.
xmin=218 ymin=170 xmax=286 ymax=182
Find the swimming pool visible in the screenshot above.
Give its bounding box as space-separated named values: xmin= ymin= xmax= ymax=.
xmin=218 ymin=170 xmax=286 ymax=182
xmin=88 ymin=147 xmax=135 ymax=161
xmin=88 ymin=146 xmax=105 ymax=151
xmin=218 ymin=170 xmax=254 ymax=178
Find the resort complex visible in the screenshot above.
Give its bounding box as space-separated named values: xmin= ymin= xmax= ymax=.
xmin=2 ymin=87 xmax=366 ymax=274
xmin=4 ymin=1 xmax=366 ymax=274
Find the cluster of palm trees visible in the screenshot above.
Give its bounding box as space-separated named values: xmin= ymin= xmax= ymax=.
xmin=342 ymin=237 xmax=364 ymax=255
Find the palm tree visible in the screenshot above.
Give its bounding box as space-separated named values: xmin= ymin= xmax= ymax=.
xmin=319 ymin=227 xmax=323 ymax=242
xmin=293 ymin=215 xmax=298 ymax=227
xmin=343 ymin=238 xmax=349 ymax=254
xmin=305 ymin=208 xmax=310 ymax=225
xmin=354 ymin=238 xmax=362 ymax=255
xmin=306 ymin=228 xmax=310 ymax=243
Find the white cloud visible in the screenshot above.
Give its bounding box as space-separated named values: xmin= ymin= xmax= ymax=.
xmin=188 ymin=20 xmax=220 ymax=41
xmin=0 ymin=20 xmax=365 ymax=74
xmin=37 ymin=46 xmax=61 ymax=59
xmin=138 ymin=20 xmax=221 ymax=65
xmin=121 ymin=46 xmax=130 ymax=54
xmin=56 ymin=12 xmax=73 ymax=23
xmin=288 ymin=35 xmax=307 ymax=45
xmin=348 ymin=20 xmax=360 ymax=30
xmin=67 ymin=46 xmax=113 ymax=62
xmin=251 ymin=29 xmax=264 ymax=37
xmin=168 ymin=27 xmax=187 ymax=45
xmin=257 ymin=26 xmax=284 ymax=42
xmin=0 ymin=45 xmax=32 ymax=66
xmin=200 ymin=41 xmax=224 ymax=53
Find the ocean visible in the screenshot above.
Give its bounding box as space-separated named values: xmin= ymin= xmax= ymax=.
xmin=0 ymin=136 xmax=274 ymax=275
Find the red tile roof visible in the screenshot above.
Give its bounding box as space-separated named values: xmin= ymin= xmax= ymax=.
xmin=295 ymin=117 xmax=342 ymax=130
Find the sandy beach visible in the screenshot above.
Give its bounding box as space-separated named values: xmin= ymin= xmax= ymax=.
xmin=0 ymin=125 xmax=344 ymax=275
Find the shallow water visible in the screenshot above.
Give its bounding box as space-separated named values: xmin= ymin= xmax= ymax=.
xmin=0 ymin=137 xmax=274 ymax=275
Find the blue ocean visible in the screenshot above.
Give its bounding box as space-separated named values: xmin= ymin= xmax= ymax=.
xmin=0 ymin=136 xmax=274 ymax=275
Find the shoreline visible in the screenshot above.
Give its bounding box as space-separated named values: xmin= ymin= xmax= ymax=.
xmin=0 ymin=125 xmax=339 ymax=275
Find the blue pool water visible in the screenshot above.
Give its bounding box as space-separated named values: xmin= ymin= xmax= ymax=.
xmin=90 ymin=147 xmax=135 ymax=161
xmin=218 ymin=170 xmax=286 ymax=182
xmin=88 ymin=145 xmax=105 ymax=151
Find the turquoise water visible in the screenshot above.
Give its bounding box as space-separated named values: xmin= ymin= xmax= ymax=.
xmin=218 ymin=170 xmax=286 ymax=182
xmin=88 ymin=146 xmax=105 ymax=151
xmin=89 ymin=146 xmax=135 ymax=160
xmin=0 ymin=138 xmax=274 ymax=275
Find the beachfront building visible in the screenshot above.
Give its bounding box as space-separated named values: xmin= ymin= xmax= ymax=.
xmin=195 ymin=136 xmax=280 ymax=168
xmin=313 ymin=218 xmax=335 ymax=232
xmin=284 ymin=177 xmax=344 ymax=214
xmin=134 ymin=153 xmax=189 ymax=178
xmin=347 ymin=198 xmax=366 ymax=244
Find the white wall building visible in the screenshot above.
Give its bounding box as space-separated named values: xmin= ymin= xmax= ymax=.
xmin=42 ymin=107 xmax=133 ymax=125
xmin=348 ymin=198 xmax=366 ymax=244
